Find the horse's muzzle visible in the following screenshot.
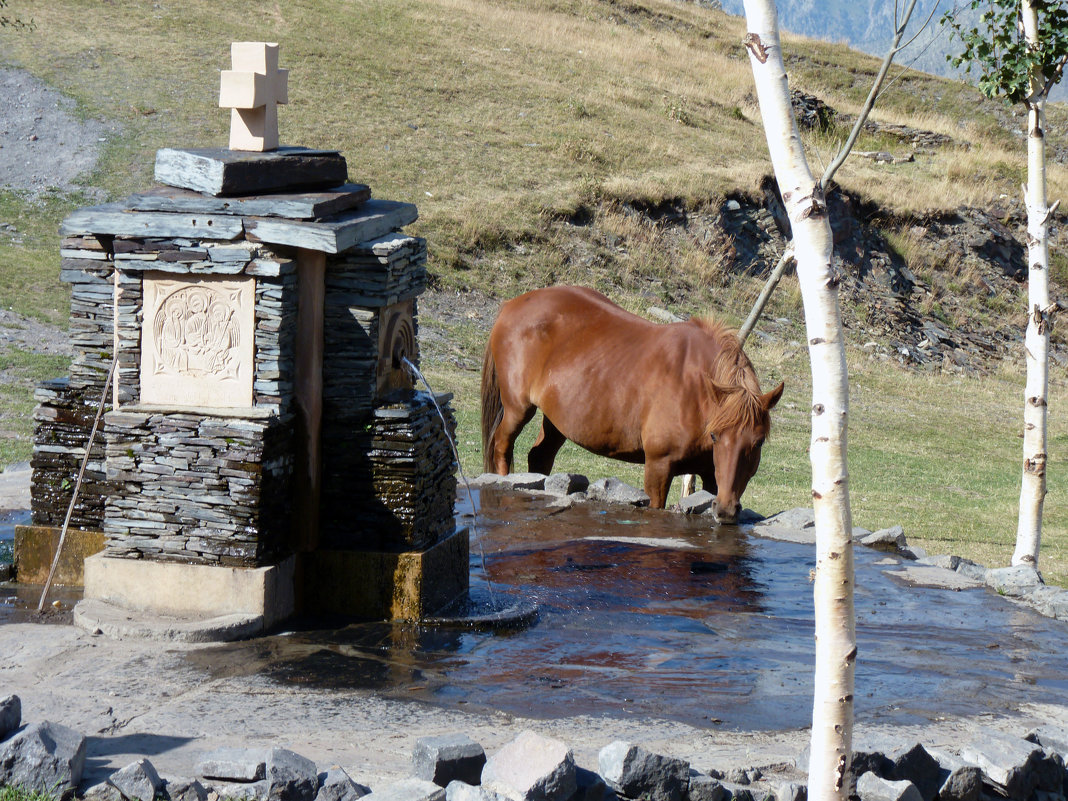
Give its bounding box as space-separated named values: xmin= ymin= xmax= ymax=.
xmin=712 ymin=498 xmax=740 ymax=525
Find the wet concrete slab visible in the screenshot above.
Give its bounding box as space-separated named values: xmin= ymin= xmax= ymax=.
xmin=3 ymin=485 xmax=1068 ymax=788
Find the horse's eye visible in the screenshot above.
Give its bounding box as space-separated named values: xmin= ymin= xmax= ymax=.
xmin=710 ymin=433 xmax=718 ymax=444
xmin=756 ymin=438 xmax=766 ymax=449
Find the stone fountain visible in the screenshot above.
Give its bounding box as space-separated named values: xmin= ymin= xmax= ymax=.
xmin=13 ymin=42 xmax=466 ymax=637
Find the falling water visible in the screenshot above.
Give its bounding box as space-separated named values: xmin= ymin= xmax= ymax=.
xmin=400 ymin=357 xmax=500 ymax=612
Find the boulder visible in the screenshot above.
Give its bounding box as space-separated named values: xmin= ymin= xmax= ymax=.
xmin=0 ymin=720 xmax=87 ymax=792
xmin=265 ymin=747 xmax=320 ymax=801
xmin=954 ymin=560 xmax=989 ymax=583
xmin=446 ymin=781 xmax=502 ymax=801
xmin=316 ymin=767 xmax=370 ymax=801
xmin=544 ymin=474 xmax=589 ymax=497
xmin=165 ymin=777 xmax=210 ymax=801
xmin=587 ymin=479 xmax=650 ymax=507
xmin=755 ymin=508 xmax=814 ymax=529
xmin=414 ymin=734 xmax=487 ymax=787
xmin=918 ymin=555 xmax=961 ymax=571
xmin=573 ymin=767 xmax=610 ymax=801
xmin=678 ymin=491 xmax=715 ymax=515
xmin=985 ymin=566 xmax=1043 ymax=597
xmin=196 ymin=747 xmax=269 ymax=781
xmin=771 ymin=783 xmax=806 ymax=801
xmin=860 ymin=526 xmax=907 ymax=553
xmin=0 ymin=695 xmax=20 ymax=740
xmin=499 ymin=473 xmax=548 ymax=491
xmin=598 ymin=741 xmax=689 ymax=801
xmin=482 ymin=730 xmax=576 ymax=801
xmin=211 ymin=780 xmax=270 ymax=800
xmin=937 ymin=767 xmax=981 ymax=801
xmin=959 ymin=731 xmax=1044 ymax=800
xmin=1027 ymin=725 xmax=1068 ymax=758
xmin=365 ymin=779 xmax=446 ymax=801
xmin=109 ymin=757 xmax=165 ymax=801
xmin=888 ymin=744 xmax=943 ymax=801
xmin=687 ymin=772 xmax=730 ymax=801
xmin=856 ymin=773 xmax=923 ymax=801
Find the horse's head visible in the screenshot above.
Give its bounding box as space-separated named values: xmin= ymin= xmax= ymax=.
xmin=704 ymin=379 xmax=784 ymax=524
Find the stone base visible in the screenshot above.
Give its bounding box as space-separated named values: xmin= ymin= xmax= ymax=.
xmin=301 ymin=527 xmax=469 ymax=621
xmin=13 ymin=525 xmax=106 ymax=586
xmin=81 ymin=553 xmax=296 ymax=632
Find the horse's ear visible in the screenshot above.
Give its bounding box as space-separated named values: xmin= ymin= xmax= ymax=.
xmin=762 ymin=381 xmax=785 ymax=411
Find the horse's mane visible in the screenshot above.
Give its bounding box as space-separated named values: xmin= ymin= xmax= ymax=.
xmin=691 ymin=317 xmax=769 ymax=438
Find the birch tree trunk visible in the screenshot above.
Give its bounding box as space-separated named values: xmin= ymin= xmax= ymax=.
xmin=740 ymin=3 xmax=856 ymax=800
xmin=1013 ymin=0 xmax=1051 ymax=568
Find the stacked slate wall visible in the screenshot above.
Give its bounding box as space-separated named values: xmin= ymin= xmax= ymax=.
xmin=103 ymin=409 xmax=293 ymax=566
xmin=321 ymin=234 xmax=440 ymax=545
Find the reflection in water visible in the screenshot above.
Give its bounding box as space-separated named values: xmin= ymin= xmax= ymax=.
xmin=188 ymin=486 xmax=1068 ymax=731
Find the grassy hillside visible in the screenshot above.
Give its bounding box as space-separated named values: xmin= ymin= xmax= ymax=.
xmin=3 ymin=0 xmax=1068 ymax=582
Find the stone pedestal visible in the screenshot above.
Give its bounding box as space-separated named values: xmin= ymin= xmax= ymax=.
xmin=17 ymin=147 xmax=467 ymax=634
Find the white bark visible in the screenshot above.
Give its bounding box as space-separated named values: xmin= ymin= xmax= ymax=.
xmin=740 ymin=3 xmax=856 ymax=800
xmin=1013 ymin=0 xmax=1051 ymax=568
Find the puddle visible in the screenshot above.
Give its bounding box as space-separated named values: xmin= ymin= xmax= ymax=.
xmin=187 ymin=487 xmax=1068 ymax=731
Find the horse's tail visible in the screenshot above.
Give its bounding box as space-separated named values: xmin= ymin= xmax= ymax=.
xmin=481 ymin=339 xmax=504 ymax=473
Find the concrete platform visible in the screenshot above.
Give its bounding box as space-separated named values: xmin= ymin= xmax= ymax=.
xmin=73 ymin=598 xmax=264 ymax=642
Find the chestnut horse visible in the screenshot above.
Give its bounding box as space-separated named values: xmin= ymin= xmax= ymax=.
xmin=480 ymin=286 xmax=783 ymax=522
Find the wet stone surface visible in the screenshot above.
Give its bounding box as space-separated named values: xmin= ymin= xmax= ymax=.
xmin=173 ymin=486 xmax=1068 ymax=732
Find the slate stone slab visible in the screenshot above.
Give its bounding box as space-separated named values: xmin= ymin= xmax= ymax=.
xmin=109 ymin=757 xmax=164 ymax=801
xmin=413 ymin=734 xmax=487 ymax=787
xmin=61 ymin=203 xmax=245 ymax=239
xmin=127 ymin=183 xmax=371 ymax=219
xmin=883 ymin=565 xmax=984 ymax=591
xmin=754 ymin=507 xmax=814 ymax=529
xmin=860 ymin=525 xmax=907 ymax=553
xmin=482 ymin=730 xmax=577 ymax=801
xmin=0 ymin=720 xmax=87 ymax=792
xmin=1028 ymin=725 xmax=1068 ymax=759
xmin=244 ymin=199 xmax=418 ymax=254
xmin=0 ymin=694 xmax=20 ymax=740
xmin=857 ymin=773 xmax=923 ymax=801
xmin=598 ymin=741 xmax=689 ymax=801
xmin=155 ymin=147 xmax=348 ymax=196
xmin=315 ymin=768 xmax=370 ymax=801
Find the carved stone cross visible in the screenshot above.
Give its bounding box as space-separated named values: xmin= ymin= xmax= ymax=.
xmin=218 ymin=42 xmax=289 ymax=152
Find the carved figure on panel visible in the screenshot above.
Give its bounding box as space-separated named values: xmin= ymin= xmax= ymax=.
xmin=152 ymin=285 xmax=243 ymax=380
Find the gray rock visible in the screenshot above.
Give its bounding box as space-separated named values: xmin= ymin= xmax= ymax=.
xmin=1023 ymin=586 xmax=1068 ymax=620
xmin=857 ymin=773 xmax=922 ymax=801
xmin=959 ymin=730 xmax=1044 ymax=799
xmin=316 ymin=768 xmax=370 ymax=801
xmin=0 ymin=694 xmax=20 ymax=740
xmin=85 ymin=780 xmax=124 ymax=801
xmin=771 ymin=783 xmax=805 ymax=801
xmin=500 ymin=473 xmax=548 ymax=491
xmin=899 ymin=546 xmax=926 ymax=561
xmin=986 ymin=565 xmax=1043 ymax=597
xmin=469 ymin=474 xmax=506 ymax=487
xmin=755 ymin=508 xmax=814 ymax=529
xmin=164 ymin=777 xmax=209 ymax=801
xmin=724 ymin=769 xmax=750 ymax=786
xmin=937 ymin=767 xmax=982 ymax=801
xmin=598 ymin=741 xmax=689 ymax=801
xmin=587 ymin=478 xmax=650 ymax=507
xmin=445 ymin=781 xmax=502 ymax=801
xmin=211 ymin=780 xmax=270 ymax=801
xmin=678 ymin=490 xmax=715 ymax=515
xmin=1027 ymin=724 xmax=1068 ymax=758
xmin=365 ymin=779 xmax=446 ymax=801
xmin=883 ymin=565 xmax=984 ymax=591
xmin=414 ymin=734 xmax=487 ymax=787
xmin=573 ymin=767 xmax=610 ymax=801
xmin=918 ymin=555 xmax=961 ymax=571
xmin=109 ymin=757 xmax=165 ymax=801
xmin=196 ymin=747 xmax=269 ymax=781
xmin=861 ymin=526 xmax=907 ymax=553
xmin=0 ymin=719 xmax=87 ymax=792
xmin=716 ymin=782 xmax=755 ymax=801
xmin=954 ymin=560 xmax=989 ymax=582
xmin=687 ymin=772 xmax=730 ymax=801
xmin=544 ymin=473 xmax=589 ymax=497
xmin=888 ymin=744 xmax=942 ymax=801
xmin=266 ymin=747 xmax=319 ymax=801
xmin=482 ymin=730 xmax=576 ymax=801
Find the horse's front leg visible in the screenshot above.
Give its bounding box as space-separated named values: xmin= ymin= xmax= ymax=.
xmin=643 ymin=458 xmax=673 ymax=509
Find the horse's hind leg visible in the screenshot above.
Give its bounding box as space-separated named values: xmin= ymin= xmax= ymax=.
xmin=491 ymin=403 xmax=537 ymax=475
xmin=528 ymin=415 xmax=566 ymax=475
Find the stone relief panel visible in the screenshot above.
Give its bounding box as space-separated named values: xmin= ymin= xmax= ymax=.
xmin=140 ymin=273 xmax=255 ymax=408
